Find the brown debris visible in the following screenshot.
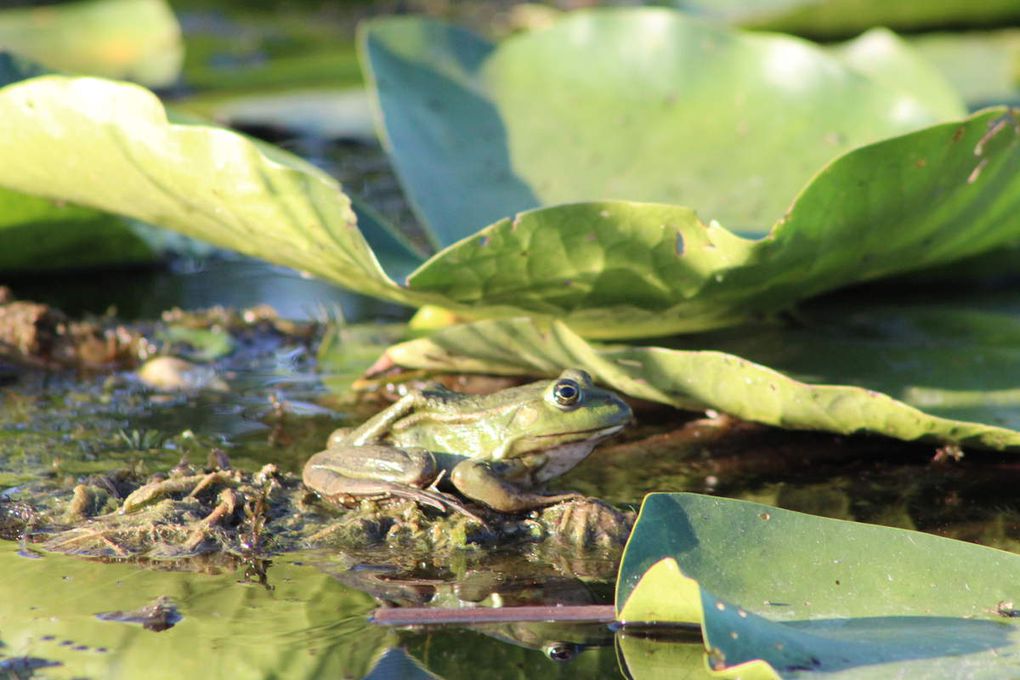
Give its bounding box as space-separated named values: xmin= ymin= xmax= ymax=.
xmin=0 ymin=289 xmax=149 ymax=370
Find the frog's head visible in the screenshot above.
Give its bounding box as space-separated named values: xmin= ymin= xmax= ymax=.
xmin=500 ymin=368 xmax=632 ymax=482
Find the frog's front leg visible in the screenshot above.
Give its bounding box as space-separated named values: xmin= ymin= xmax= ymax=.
xmin=303 ymin=446 xmax=483 ymax=521
xmin=450 ymin=459 xmax=580 ymax=513
xmin=343 ymin=391 xmax=432 ymax=446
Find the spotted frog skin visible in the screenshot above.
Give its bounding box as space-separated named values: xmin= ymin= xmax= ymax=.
xmin=303 ymin=369 xmax=631 ymax=515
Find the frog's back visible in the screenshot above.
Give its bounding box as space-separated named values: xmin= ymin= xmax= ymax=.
xmin=384 ymin=385 xmax=529 ymax=457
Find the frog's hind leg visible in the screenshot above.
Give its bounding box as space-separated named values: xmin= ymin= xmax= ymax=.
xmin=302 ymin=447 xmax=485 ymax=523
xmin=450 ymin=459 xmax=580 ymax=513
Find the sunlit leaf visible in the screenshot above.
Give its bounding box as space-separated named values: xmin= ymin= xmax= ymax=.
xmin=379 ymin=317 xmax=1020 ymax=450
xmin=0 ymin=74 xmax=412 ymax=302
xmin=361 ymin=9 xmax=962 ymax=247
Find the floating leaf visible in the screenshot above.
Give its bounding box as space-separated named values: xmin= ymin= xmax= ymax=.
xmin=1 ymin=23 xmax=1017 ymax=340
xmin=617 ymin=493 xmax=1020 ymax=678
xmin=0 ymin=53 xmax=168 ymax=271
xmin=664 ymin=290 xmax=1020 ymax=431
xmin=378 ymin=316 xmax=1020 ymax=450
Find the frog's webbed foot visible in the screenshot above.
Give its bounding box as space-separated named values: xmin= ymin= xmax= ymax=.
xmin=324 ymin=479 xmax=487 ymax=525
xmin=385 ymin=482 xmax=487 ymax=525
xmin=303 ymin=447 xmax=489 ymax=524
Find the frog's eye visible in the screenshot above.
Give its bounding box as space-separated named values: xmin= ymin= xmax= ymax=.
xmin=553 ymin=379 xmax=582 ymax=407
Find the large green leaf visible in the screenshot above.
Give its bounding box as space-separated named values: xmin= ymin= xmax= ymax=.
xmin=407 ymin=100 xmax=1020 ymax=338
xmin=378 ymin=317 xmax=1020 ymax=450
xmin=361 ymin=9 xmax=962 ymax=247
xmin=0 ymin=59 xmax=1014 ymax=340
xmin=664 ymin=290 xmax=1020 ymax=431
xmin=0 ymin=53 xmax=169 ymax=270
xmin=617 ymin=493 xmax=1020 ymax=677
xmin=0 ymin=74 xmax=416 ymax=301
xmin=0 ymin=0 xmax=182 ymax=87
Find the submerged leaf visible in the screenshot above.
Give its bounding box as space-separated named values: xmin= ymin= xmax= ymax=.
xmin=0 ymin=544 xmax=387 ymax=678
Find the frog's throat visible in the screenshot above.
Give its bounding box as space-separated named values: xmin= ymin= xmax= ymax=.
xmin=494 ymin=423 xmax=625 ymax=461
xmin=531 ymin=424 xmax=625 ymax=481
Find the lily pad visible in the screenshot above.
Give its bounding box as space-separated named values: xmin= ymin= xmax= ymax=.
xmin=361 ymin=9 xmax=962 ymax=246
xmin=0 ymin=53 xmax=171 ymax=271
xmin=0 ymin=0 xmax=182 ymax=87
xmin=377 ymin=316 xmax=1020 ymax=450
xmin=616 ymin=493 xmax=1020 ymax=677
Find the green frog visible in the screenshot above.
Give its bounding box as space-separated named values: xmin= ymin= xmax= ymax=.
xmin=303 ymin=369 xmax=631 ymax=516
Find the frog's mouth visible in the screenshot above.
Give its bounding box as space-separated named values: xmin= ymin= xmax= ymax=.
xmin=533 ymin=423 xmax=626 ymax=441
